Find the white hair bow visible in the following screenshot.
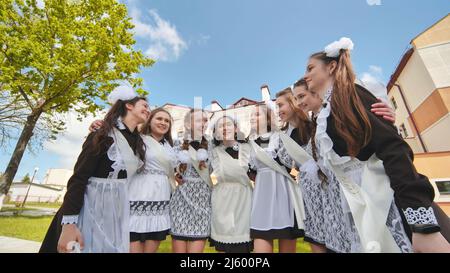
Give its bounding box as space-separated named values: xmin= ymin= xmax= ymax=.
xmin=324 ymin=37 xmax=354 ymax=58
xmin=107 ymin=86 xmax=138 ymax=104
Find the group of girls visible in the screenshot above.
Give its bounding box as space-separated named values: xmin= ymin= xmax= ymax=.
xmin=39 ymin=37 xmax=450 ymax=253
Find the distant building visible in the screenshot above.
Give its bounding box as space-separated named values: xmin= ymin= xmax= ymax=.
xmin=7 ymin=168 xmax=72 ymax=203
xmin=387 ymin=13 xmax=450 ymax=214
xmin=162 ymin=85 xmax=277 ymax=142
xmin=7 ymin=183 xmax=64 ymax=203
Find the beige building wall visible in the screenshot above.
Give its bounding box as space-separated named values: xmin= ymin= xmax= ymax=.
xmin=395 ymin=50 xmax=437 ymax=111
xmin=418 ymin=42 xmax=450 ymax=88
xmin=412 ymin=14 xmax=450 ymax=49
xmin=42 ymin=169 xmax=73 ymax=187
xmin=420 ymin=114 xmax=450 ymax=152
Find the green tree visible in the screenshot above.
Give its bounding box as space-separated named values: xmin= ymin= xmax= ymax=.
xmin=21 ymin=173 xmax=31 ymax=184
xmin=0 ymin=0 xmax=154 ymax=198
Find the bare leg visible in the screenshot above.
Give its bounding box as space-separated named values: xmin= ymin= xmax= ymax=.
xmin=253 ymin=239 xmax=273 ymax=253
xmin=172 ymin=239 xmax=188 ymax=253
xmin=130 ymin=241 xmax=144 ymax=253
xmin=187 ymin=240 xmax=206 ymax=253
xmin=143 ymin=240 xmax=161 ymax=253
xmin=279 ymin=239 xmax=297 ymax=253
xmin=310 ymin=243 xmax=327 ymax=253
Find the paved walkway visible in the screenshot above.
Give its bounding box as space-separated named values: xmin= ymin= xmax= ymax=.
xmin=0 ymin=236 xmax=41 ymax=253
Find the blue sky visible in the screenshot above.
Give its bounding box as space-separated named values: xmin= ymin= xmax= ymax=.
xmin=1 ymin=0 xmax=449 ymax=182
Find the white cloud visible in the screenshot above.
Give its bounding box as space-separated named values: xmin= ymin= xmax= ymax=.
xmin=359 ymin=65 xmax=388 ymax=101
xmin=130 ymin=8 xmax=187 ymax=62
xmin=43 ymin=106 xmax=105 ymax=169
xmin=366 ymin=0 xmax=382 ymax=6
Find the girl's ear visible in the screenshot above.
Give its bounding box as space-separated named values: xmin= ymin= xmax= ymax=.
xmin=328 ymin=61 xmax=338 ymax=76
xmin=125 ymin=102 xmax=134 ymax=111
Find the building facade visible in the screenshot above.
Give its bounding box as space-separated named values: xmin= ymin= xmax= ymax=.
xmin=387 ymin=13 xmax=450 ymax=214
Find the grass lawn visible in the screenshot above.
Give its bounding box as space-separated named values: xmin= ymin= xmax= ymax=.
xmin=0 ymin=215 xmax=311 ymax=252
xmin=0 ymin=215 xmax=53 ymax=242
xmin=5 ymin=202 xmax=62 ymax=209
xmin=0 ymin=207 xmax=37 ymax=213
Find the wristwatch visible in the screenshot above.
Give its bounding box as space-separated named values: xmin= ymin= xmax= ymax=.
xmin=410 ymin=224 xmax=441 ymax=234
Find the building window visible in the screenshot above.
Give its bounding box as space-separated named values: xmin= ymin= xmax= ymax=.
xmin=400 ymin=123 xmax=408 ymax=138
xmin=390 ymin=97 xmax=398 ymax=110
xmin=435 ymin=180 xmax=450 ymax=195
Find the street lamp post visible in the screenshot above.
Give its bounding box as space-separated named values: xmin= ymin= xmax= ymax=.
xmin=21 ymin=167 xmax=39 ymax=208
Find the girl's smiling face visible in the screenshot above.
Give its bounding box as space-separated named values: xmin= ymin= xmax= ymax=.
xmin=276 ymin=95 xmax=294 ymax=123
xmin=215 ymin=117 xmax=236 ymax=141
xmin=150 ymin=111 xmax=171 ymax=136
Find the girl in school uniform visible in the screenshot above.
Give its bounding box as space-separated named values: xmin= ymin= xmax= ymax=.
xmin=169 ymin=109 xmax=213 ymax=253
xmin=285 ymin=37 xmax=450 ymax=252
xmin=128 ymin=108 xmax=178 ymax=253
xmin=40 ymin=88 xmax=149 ymax=253
xmin=248 ymin=102 xmax=306 ymax=253
xmin=209 ymin=115 xmax=253 ymax=253
xmin=290 ymin=77 xmax=400 ymax=252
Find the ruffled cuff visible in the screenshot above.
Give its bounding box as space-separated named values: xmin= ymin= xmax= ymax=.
xmin=276 ymin=146 xmax=294 ymax=168
xmin=197 ymin=148 xmax=208 ymax=161
xmin=402 ymin=207 xmax=438 ymax=225
xmin=61 ymin=215 xmax=79 ymax=225
xmin=177 ymin=150 xmax=190 ymax=164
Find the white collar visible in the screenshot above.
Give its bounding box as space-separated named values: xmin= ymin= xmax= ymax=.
xmin=259 ymin=132 xmax=272 ymax=140
xmin=286 ymin=123 xmax=295 ymax=135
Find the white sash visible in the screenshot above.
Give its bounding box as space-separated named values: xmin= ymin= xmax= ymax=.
xmin=112 ymin=128 xmax=140 ymax=179
xmin=213 ymin=144 xmax=253 ymax=188
xmin=188 ymin=145 xmax=214 ymax=188
xmin=280 ymin=132 xmax=400 ymax=252
xmin=279 ymin=133 xmax=313 ymax=165
xmin=144 ymin=135 xmax=177 ymax=191
xmin=249 ymin=139 xmax=305 ymax=228
xmin=327 ymin=155 xmax=400 ymax=253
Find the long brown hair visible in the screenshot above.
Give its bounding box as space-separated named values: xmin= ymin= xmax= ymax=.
xmin=141 ymin=107 xmax=174 ymax=146
xmin=275 ymin=87 xmax=311 ymax=144
xmin=92 ymin=96 xmax=147 ymax=170
xmin=310 ymin=50 xmax=372 ymax=157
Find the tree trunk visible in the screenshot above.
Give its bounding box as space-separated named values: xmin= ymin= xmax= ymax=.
xmin=0 ymin=109 xmax=43 ymax=200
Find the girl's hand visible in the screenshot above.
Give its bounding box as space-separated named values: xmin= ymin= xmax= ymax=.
xmin=57 ymin=224 xmax=84 ymax=253
xmin=371 ymin=98 xmax=396 ymax=124
xmin=88 ymin=120 xmax=104 ymax=132
xmin=412 ymin=232 xmax=450 ymax=253
xmin=175 ymin=173 xmax=184 ymax=186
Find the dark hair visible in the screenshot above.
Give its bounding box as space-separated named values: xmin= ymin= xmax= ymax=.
xmin=92 ymin=96 xmax=147 ymax=171
xmin=212 ymin=115 xmax=247 ymax=146
xmin=141 ymin=107 xmax=174 ymax=146
xmin=310 ymin=50 xmax=372 ymax=157
xmin=275 ymin=87 xmax=312 ymax=144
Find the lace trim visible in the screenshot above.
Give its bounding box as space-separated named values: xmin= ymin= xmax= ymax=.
xmin=130 ymin=201 xmax=170 ymax=216
xmin=107 ymin=132 xmax=127 ymax=179
xmin=115 ymin=117 xmax=127 ymax=130
xmin=402 ymin=207 xmax=438 ymax=225
xmin=141 ymin=168 xmax=167 ymax=176
xmin=315 ymin=89 xmax=352 ymax=169
xmin=61 ymin=215 xmax=79 ymax=225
